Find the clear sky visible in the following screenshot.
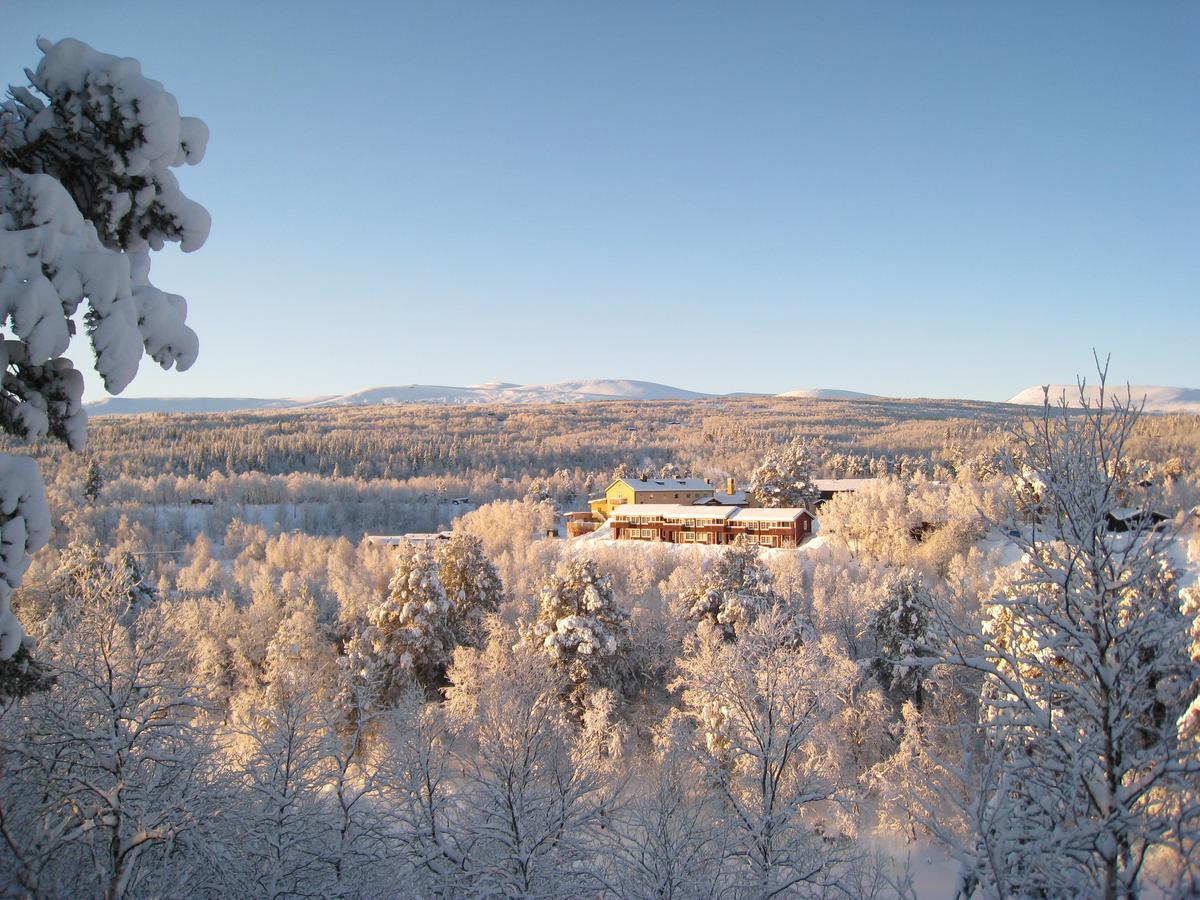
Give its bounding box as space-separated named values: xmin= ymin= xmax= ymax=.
xmin=3 ymin=1 xmax=1197 ymax=401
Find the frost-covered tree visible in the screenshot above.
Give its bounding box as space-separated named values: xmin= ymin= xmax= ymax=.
xmin=679 ymin=541 xmax=781 ymax=642
xmin=748 ymin=437 xmax=822 ymax=509
xmin=921 ymin=367 xmax=1200 ymax=897
xmin=868 ymin=569 xmax=934 ymax=708
xmin=598 ymin=719 xmax=727 ymax=898
xmin=0 ymin=38 xmax=208 ymax=659
xmin=228 ymin=683 xmax=333 ymax=899
xmin=523 ymin=557 xmax=633 ymax=706
xmin=672 ymin=612 xmax=861 ymax=895
xmin=83 ymin=458 xmax=102 ymax=503
xmin=1181 ymin=584 xmax=1200 ymax=744
xmin=434 ymin=532 xmax=503 ymax=648
xmin=0 ymin=573 xmax=224 ymax=898
xmin=347 ymin=543 xmax=453 ymax=702
xmin=445 ymin=630 xmax=609 ymax=897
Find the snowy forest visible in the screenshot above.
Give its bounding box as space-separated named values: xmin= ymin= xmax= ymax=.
xmin=2 ymin=36 xmax=1200 ymax=900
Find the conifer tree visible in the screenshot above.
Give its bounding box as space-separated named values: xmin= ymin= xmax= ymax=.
xmin=0 ymin=38 xmax=208 ymax=659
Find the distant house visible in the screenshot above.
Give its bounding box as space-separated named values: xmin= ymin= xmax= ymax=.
xmin=366 ymin=532 xmax=453 ymax=547
xmin=611 ymin=504 xmax=815 ymax=549
xmin=692 ymin=477 xmax=749 ymax=507
xmin=566 ymin=510 xmax=602 ymax=538
xmin=814 ymin=478 xmax=880 ymax=505
xmin=589 ymin=477 xmax=715 ymax=520
xmin=1105 ymin=508 xmax=1168 ymax=533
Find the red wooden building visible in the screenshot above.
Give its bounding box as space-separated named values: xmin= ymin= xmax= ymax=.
xmin=610 ymin=504 xmax=815 ymax=548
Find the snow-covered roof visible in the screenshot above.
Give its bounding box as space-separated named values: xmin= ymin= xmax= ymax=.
xmin=1108 ymin=507 xmax=1166 ymax=522
xmin=815 ymin=478 xmax=879 ymax=493
xmin=612 ymin=504 xmax=738 ymax=521
xmin=366 ymin=532 xmax=453 ymax=546
xmin=613 ymin=477 xmax=713 ymax=493
xmin=694 ymin=491 xmax=749 ymax=506
xmin=731 ymin=508 xmax=812 ymax=523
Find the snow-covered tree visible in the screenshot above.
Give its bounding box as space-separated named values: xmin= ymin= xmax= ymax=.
xmin=1181 ymin=584 xmax=1200 ymax=744
xmin=347 ymin=543 xmax=453 ymax=703
xmin=597 ymin=719 xmax=727 ymax=898
xmin=228 ymin=687 xmax=331 ymax=900
xmin=434 ymin=532 xmax=503 ymax=648
xmin=375 ymin=691 xmax=465 ymax=894
xmin=0 ymin=38 xmax=208 ymax=659
xmin=445 ymin=629 xmax=610 ymax=897
xmin=0 ymin=572 xmax=224 ymax=898
xmin=523 ymin=557 xmax=633 ymax=706
xmin=679 ymin=540 xmax=782 ymax=641
xmin=672 ymin=612 xmax=861 ymax=895
xmin=921 ymin=368 xmax=1200 ymax=897
xmin=83 ymin=458 xmax=102 ymax=503
xmin=748 ymin=437 xmax=822 ymax=509
xmin=868 ymin=569 xmax=934 ymax=708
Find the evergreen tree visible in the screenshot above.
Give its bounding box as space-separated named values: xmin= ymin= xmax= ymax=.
xmin=0 ymin=38 xmax=209 ymax=659
xmin=83 ymin=459 xmax=103 ymax=504
xmin=523 ymin=558 xmax=632 ymax=706
xmin=868 ymin=569 xmax=934 ymax=708
xmin=348 ymin=543 xmax=453 ymax=703
xmin=435 ymin=533 xmax=503 ymax=648
xmin=681 ymin=541 xmax=780 ymax=641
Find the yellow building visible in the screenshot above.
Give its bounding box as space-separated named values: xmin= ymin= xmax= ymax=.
xmin=589 ymin=477 xmax=715 ymax=520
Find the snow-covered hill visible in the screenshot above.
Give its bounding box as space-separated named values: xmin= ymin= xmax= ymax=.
xmin=85 ymin=379 xmax=716 ymax=415
xmin=777 ymin=388 xmax=878 ymax=400
xmin=1007 ymin=385 xmax=1200 ymax=415
xmin=84 ymin=396 xmax=334 ymax=416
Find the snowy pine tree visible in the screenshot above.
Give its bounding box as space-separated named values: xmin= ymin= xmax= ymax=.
xmin=346 ymin=543 xmax=453 ymax=705
xmin=681 ymin=540 xmax=781 ymax=641
xmin=0 ymin=39 xmax=208 ymax=659
xmin=83 ymin=459 xmax=103 ymax=504
xmin=523 ymin=558 xmax=633 ymax=707
xmin=435 ymin=532 xmax=503 ymax=648
xmin=868 ymin=569 xmax=934 ymax=708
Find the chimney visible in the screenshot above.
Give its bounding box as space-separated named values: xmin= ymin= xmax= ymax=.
xmin=727 ymin=477 xmax=736 ymax=495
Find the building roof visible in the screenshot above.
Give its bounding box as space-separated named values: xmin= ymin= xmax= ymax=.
xmin=612 ymin=504 xmax=738 ymax=521
xmin=815 ymin=478 xmax=879 ymax=493
xmin=731 ymin=508 xmax=813 ymax=523
xmin=694 ymin=491 xmax=749 ymax=506
xmin=366 ymin=532 xmax=453 ymax=546
xmin=610 ymin=477 xmax=713 ymax=493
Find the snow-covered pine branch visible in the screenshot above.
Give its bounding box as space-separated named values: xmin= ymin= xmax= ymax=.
xmin=0 ymin=38 xmax=208 ymax=660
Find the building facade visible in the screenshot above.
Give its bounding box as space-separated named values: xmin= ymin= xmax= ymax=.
xmin=611 ymin=504 xmax=815 ymax=548
xmin=589 ymin=477 xmax=716 ymax=520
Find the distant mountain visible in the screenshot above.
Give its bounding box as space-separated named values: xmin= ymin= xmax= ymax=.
xmin=777 ymin=388 xmax=878 ymax=400
xmin=1007 ymin=384 xmax=1200 ymax=415
xmin=85 ymin=379 xmax=716 ymax=416
xmin=84 ymin=396 xmax=334 ymax=416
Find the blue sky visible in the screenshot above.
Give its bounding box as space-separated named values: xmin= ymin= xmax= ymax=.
xmin=4 ymin=1 xmax=1197 ymax=401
